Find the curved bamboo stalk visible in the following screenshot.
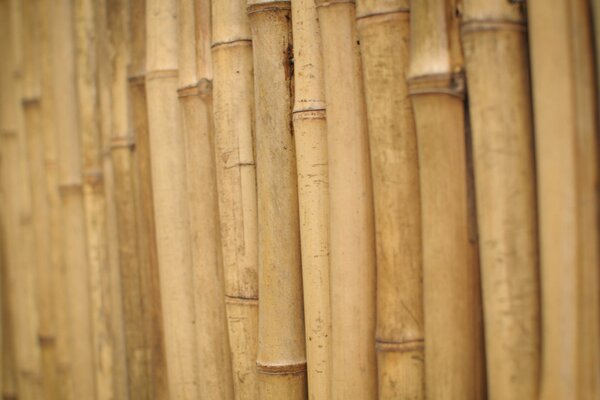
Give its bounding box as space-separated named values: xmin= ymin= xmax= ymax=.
xmin=355 ymin=0 xmax=424 ymax=398
xmin=408 ymin=0 xmax=485 ymax=398
xmin=528 ymin=0 xmax=600 ymax=398
xmin=290 ymin=0 xmax=331 ymax=398
xmin=461 ymin=1 xmax=540 ymax=399
xmin=211 ymin=0 xmax=259 ymax=397
xmin=176 ymin=0 xmax=235 ymax=398
xmin=314 ymin=0 xmax=377 ymax=397
xmin=247 ymin=0 xmax=307 ymax=398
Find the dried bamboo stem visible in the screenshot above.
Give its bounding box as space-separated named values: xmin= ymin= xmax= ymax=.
xmin=0 ymin=205 xmax=17 ymax=400
xmin=408 ymin=0 xmax=485 ymax=398
xmin=528 ymin=0 xmax=600 ymax=398
xmin=356 ymin=0 xmax=424 ymax=397
xmin=211 ymin=0 xmax=259 ymax=396
xmin=289 ymin=0 xmax=331 ymax=398
xmin=461 ymin=1 xmax=540 ymax=399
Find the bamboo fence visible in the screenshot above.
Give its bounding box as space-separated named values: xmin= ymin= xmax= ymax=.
xmin=2 ymin=1 xmax=600 ymax=399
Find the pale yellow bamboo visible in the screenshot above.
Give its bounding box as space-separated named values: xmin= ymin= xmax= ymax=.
xmin=528 ymin=0 xmax=600 ymax=398
xmin=356 ymin=0 xmax=424 ymax=398
xmin=461 ymin=1 xmax=540 ymax=399
xmin=0 ymin=205 xmax=17 ymax=400
xmin=289 ymin=0 xmax=331 ymax=398
xmin=408 ymin=0 xmax=486 ymax=398
xmin=211 ymin=0 xmax=259 ymax=396
xmin=314 ymin=0 xmax=378 ymax=398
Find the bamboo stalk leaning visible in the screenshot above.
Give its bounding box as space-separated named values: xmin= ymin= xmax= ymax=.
xmin=356 ymin=0 xmax=424 ymax=398
xmin=528 ymin=0 xmax=600 ymax=398
xmin=289 ymin=0 xmax=332 ymax=398
xmin=460 ymin=1 xmax=540 ymax=399
xmin=407 ymin=0 xmax=486 ymax=398
xmin=314 ymin=0 xmax=378 ymax=397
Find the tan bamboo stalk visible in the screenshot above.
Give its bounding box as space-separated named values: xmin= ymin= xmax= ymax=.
xmin=592 ymin=0 xmax=600 ymax=102
xmin=146 ymin=1 xmax=200 ymax=398
xmin=289 ymin=0 xmax=331 ymax=398
xmin=177 ymin=0 xmax=235 ymax=398
xmin=460 ymin=1 xmax=540 ymax=399
xmin=246 ymin=1 xmax=307 ymax=398
xmin=314 ymin=0 xmax=377 ymax=397
xmin=211 ymin=0 xmax=259 ymax=396
xmin=408 ymin=0 xmax=486 ymax=398
xmin=52 ymin=0 xmax=97 ymax=398
xmin=528 ymin=0 xmax=600 ymax=398
xmin=355 ymin=0 xmax=424 ymax=398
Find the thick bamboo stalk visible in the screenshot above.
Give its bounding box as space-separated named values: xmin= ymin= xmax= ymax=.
xmin=314 ymin=0 xmax=377 ymax=398
xmin=289 ymin=0 xmax=331 ymax=398
xmin=211 ymin=0 xmax=259 ymax=396
xmin=356 ymin=0 xmax=424 ymax=398
xmin=528 ymin=0 xmax=600 ymax=398
xmin=247 ymin=0 xmax=307 ymax=398
xmin=408 ymin=0 xmax=486 ymax=398
xmin=0 ymin=206 xmax=17 ymax=400
xmin=177 ymin=0 xmax=235 ymax=398
xmin=461 ymin=1 xmax=540 ymax=399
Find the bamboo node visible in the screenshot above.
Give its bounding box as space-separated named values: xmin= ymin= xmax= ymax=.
xmin=356 ymin=8 xmax=409 ymax=20
xmin=461 ymin=19 xmax=526 ymax=34
xmin=110 ymin=135 xmax=135 ymax=150
xmin=315 ymin=0 xmax=355 ymax=9
xmin=83 ymin=169 xmax=104 ymax=186
xmin=0 ymin=129 xmax=18 ymax=138
xmin=38 ymin=334 xmax=56 ymax=346
xmin=22 ymin=96 xmax=41 ymax=107
xmin=375 ymin=338 xmax=424 ymax=353
xmin=225 ymin=295 xmax=259 ymax=306
xmin=177 ymin=79 xmax=212 ymax=98
xmin=211 ymin=39 xmax=253 ymax=50
xmin=58 ymin=182 xmax=83 ymax=196
xmin=128 ymin=73 xmax=146 ymax=85
xmin=292 ymin=108 xmax=326 ymax=120
xmin=408 ymin=72 xmax=465 ymax=98
xmin=247 ymin=1 xmax=291 ymax=15
xmin=256 ymin=361 xmax=307 ymax=375
xmin=146 ymin=69 xmax=178 ymax=81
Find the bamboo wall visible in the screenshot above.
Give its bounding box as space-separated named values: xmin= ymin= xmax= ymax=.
xmin=1 ymin=0 xmax=599 ymax=399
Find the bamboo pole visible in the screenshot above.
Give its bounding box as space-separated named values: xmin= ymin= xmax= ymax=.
xmin=211 ymin=0 xmax=259 ymax=396
xmin=355 ymin=0 xmax=424 ymax=398
xmin=408 ymin=0 xmax=486 ymax=398
xmin=528 ymin=0 xmax=600 ymax=398
xmin=0 ymin=206 xmax=17 ymax=400
xmin=246 ymin=0 xmax=307 ymax=398
xmin=314 ymin=0 xmax=377 ymax=397
xmin=177 ymin=0 xmax=235 ymax=398
xmin=289 ymin=0 xmax=331 ymax=398
xmin=461 ymin=1 xmax=540 ymax=399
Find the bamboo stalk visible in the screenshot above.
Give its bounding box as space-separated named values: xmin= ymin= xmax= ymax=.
xmin=246 ymin=0 xmax=307 ymax=398
xmin=460 ymin=1 xmax=540 ymax=399
xmin=314 ymin=0 xmax=378 ymax=397
xmin=355 ymin=0 xmax=424 ymax=398
xmin=528 ymin=0 xmax=600 ymax=398
xmin=289 ymin=0 xmax=331 ymax=398
xmin=211 ymin=0 xmax=260 ymax=396
xmin=177 ymin=0 xmax=235 ymax=398
xmin=407 ymin=0 xmax=486 ymax=398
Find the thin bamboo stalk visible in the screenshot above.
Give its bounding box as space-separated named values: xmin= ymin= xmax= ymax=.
xmin=177 ymin=0 xmax=235 ymax=398
xmin=146 ymin=1 xmax=200 ymax=398
xmin=211 ymin=0 xmax=259 ymax=396
xmin=314 ymin=0 xmax=378 ymax=397
xmin=289 ymin=0 xmax=331 ymax=398
xmin=528 ymin=0 xmax=600 ymax=398
xmin=461 ymin=1 xmax=540 ymax=399
xmin=247 ymin=0 xmax=307 ymax=398
xmin=355 ymin=0 xmax=424 ymax=398
xmin=408 ymin=0 xmax=486 ymax=398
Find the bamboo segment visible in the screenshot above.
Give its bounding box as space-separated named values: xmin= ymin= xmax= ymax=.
xmin=176 ymin=0 xmax=235 ymax=398
xmin=314 ymin=0 xmax=378 ymax=398
xmin=211 ymin=0 xmax=259 ymax=397
xmin=408 ymin=0 xmax=485 ymax=399
xmin=356 ymin=0 xmax=424 ymax=398
xmin=247 ymin=1 xmax=307 ymax=398
xmin=528 ymin=0 xmax=600 ymax=398
xmin=0 ymin=208 xmax=17 ymax=400
xmin=289 ymin=0 xmax=331 ymax=398
xmin=461 ymin=1 xmax=540 ymax=399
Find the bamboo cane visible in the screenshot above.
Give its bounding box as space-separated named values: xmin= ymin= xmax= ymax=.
xmin=314 ymin=0 xmax=378 ymax=397
xmin=289 ymin=0 xmax=331 ymax=398
xmin=460 ymin=1 xmax=540 ymax=399
xmin=176 ymin=0 xmax=235 ymax=398
xmin=246 ymin=0 xmax=307 ymax=398
xmin=592 ymin=0 xmax=600 ymax=103
xmin=528 ymin=0 xmax=600 ymax=398
xmin=408 ymin=0 xmax=486 ymax=398
xmin=355 ymin=0 xmax=424 ymax=398
xmin=211 ymin=0 xmax=260 ymax=397
xmin=0 ymin=206 xmax=17 ymax=400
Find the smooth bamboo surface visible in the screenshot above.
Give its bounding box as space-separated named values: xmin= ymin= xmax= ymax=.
xmin=528 ymin=0 xmax=600 ymax=398
xmin=290 ymin=0 xmax=331 ymax=397
xmin=461 ymin=1 xmax=540 ymax=399
xmin=356 ymin=0 xmax=424 ymax=398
